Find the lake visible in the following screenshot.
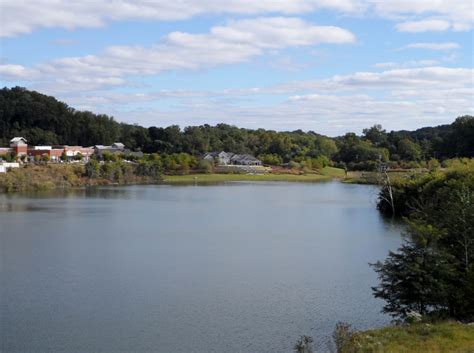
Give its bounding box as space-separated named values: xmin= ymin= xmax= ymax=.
xmin=0 ymin=182 xmax=402 ymax=353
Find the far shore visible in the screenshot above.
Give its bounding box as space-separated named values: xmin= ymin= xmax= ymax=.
xmin=161 ymin=172 xmax=333 ymax=184
xmin=1 ymin=163 xmax=425 ymax=193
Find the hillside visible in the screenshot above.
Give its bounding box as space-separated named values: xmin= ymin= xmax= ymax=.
xmin=1 ymin=87 xmax=473 ymax=168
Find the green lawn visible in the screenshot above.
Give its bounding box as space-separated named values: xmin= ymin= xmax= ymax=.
xmin=345 ymin=322 xmax=474 ymax=353
xmin=162 ymin=173 xmax=332 ymax=184
xmin=320 ymin=166 xmax=347 ymax=178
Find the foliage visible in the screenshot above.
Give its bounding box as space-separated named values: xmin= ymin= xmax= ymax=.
xmin=340 ymin=321 xmax=474 ymax=353
xmin=85 ymin=160 xmax=100 ymax=178
xmin=374 ymin=159 xmax=474 ymax=320
xmin=330 ymin=322 xmax=355 ymax=353
xmin=0 ymin=152 xmax=16 ymax=162
xmin=197 ymin=159 xmax=214 ymax=173
xmin=258 ymin=153 xmax=283 ymax=165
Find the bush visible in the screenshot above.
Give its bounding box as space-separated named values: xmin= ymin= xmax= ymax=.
xmin=85 ymin=160 xmax=100 ymax=178
xmin=258 ymin=153 xmax=283 ymax=166
xmin=331 ymin=322 xmax=354 ymax=353
xmin=197 ymin=159 xmax=214 ymax=173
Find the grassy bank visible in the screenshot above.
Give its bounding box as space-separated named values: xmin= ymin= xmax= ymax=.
xmin=320 ymin=166 xmax=347 ymax=178
xmin=162 ymin=172 xmax=332 ymax=184
xmin=343 ymin=169 xmax=424 ymax=184
xmin=0 ymin=164 xmax=157 ymax=193
xmin=345 ymin=322 xmax=474 ymax=353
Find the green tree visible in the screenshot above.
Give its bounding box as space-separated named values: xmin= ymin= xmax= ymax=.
xmin=397 ymin=138 xmax=422 ymax=161
xmin=85 ymin=160 xmax=100 ymax=178
xmin=371 ymin=222 xmax=454 ymax=319
xmin=363 ymin=124 xmax=388 ymax=148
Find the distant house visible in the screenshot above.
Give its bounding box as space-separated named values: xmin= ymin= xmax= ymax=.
xmin=230 ymin=154 xmax=262 ymax=166
xmin=94 ymin=143 xmax=126 ymax=157
xmin=94 ymin=143 xmax=143 ymax=159
xmin=59 ymin=146 xmax=95 ymax=161
xmin=27 ymin=146 xmax=63 ymax=161
xmin=203 ymin=151 xmax=234 ymax=165
xmin=10 ymin=137 xmax=28 ymax=156
xmin=203 ymin=151 xmax=262 ymax=166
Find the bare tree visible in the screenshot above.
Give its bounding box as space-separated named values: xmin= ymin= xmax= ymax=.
xmin=294 ymin=335 xmax=314 ymax=353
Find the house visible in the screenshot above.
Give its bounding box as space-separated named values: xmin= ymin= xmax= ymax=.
xmin=10 ymin=137 xmax=28 ymax=156
xmin=230 ymin=154 xmax=262 ymax=166
xmin=27 ymin=146 xmax=63 ymax=161
xmin=1 ymin=137 xmax=142 ymax=163
xmin=203 ymin=151 xmax=262 ymax=166
xmin=112 ymin=142 xmax=125 ymax=149
xmin=60 ymin=146 xmax=95 ymax=161
xmin=203 ymin=151 xmax=234 ymax=165
xmin=94 ymin=143 xmax=143 ymax=159
xmin=94 ymin=143 xmax=126 ymax=157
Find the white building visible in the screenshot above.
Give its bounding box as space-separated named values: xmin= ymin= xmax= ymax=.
xmin=0 ymin=162 xmax=20 ymax=173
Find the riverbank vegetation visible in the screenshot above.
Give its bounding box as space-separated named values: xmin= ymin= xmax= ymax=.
xmin=1 ymin=88 xmax=473 ymax=172
xmin=0 ymin=162 xmax=339 ymax=192
xmin=0 ymin=161 xmax=162 ymax=193
xmin=294 ymin=321 xmax=474 ymax=353
xmin=338 ymin=321 xmax=474 ymax=353
xmin=372 ymin=158 xmax=474 ymax=322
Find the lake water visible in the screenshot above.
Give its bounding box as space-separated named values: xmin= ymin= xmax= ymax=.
xmin=0 ymin=182 xmax=402 ymax=353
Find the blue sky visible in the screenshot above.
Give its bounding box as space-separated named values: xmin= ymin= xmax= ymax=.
xmin=1 ymin=1 xmax=472 ymax=136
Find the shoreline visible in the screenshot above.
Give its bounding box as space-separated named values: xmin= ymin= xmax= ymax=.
xmin=0 ymin=165 xmax=350 ymax=193
xmin=0 ymin=164 xmax=421 ymax=194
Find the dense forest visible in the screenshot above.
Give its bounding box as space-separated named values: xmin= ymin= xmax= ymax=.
xmin=1 ymin=87 xmax=473 ymax=170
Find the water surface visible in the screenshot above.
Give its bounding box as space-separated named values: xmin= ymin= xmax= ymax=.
xmin=0 ymin=182 xmax=402 ymax=352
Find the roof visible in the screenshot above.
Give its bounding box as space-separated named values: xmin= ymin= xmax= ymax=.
xmin=231 ymin=154 xmax=260 ymax=162
xmin=112 ymin=142 xmax=125 ymax=148
xmin=203 ymin=151 xmax=219 ymax=157
xmin=10 ymin=137 xmax=27 ymax=143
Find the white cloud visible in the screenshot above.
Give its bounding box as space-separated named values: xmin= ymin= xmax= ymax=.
xmin=46 ymin=66 xmax=473 ymax=135
xmin=395 ymin=19 xmax=451 ymax=32
xmin=0 ymin=0 xmax=364 ymax=37
xmin=374 ymin=60 xmax=439 ymax=69
xmin=368 ymin=0 xmax=473 ymax=31
xmin=1 ymin=0 xmax=472 ymax=37
xmin=0 ymin=64 xmax=35 ymax=79
xmin=402 ymin=42 xmax=460 ymax=50
xmin=1 ymin=17 xmax=355 ymax=92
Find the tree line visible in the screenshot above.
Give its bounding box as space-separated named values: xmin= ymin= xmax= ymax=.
xmin=1 ymin=87 xmax=473 ymax=170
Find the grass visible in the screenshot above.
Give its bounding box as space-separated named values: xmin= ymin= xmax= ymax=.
xmin=343 ymin=170 xmax=423 ymax=184
xmin=346 ymin=322 xmax=474 ymax=353
xmin=162 ymin=172 xmax=332 ymax=184
xmin=320 ymin=166 xmax=347 ymax=178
